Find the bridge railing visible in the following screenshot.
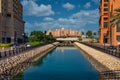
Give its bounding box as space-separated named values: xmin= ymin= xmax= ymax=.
xmin=80 ymin=42 xmax=120 ymax=58
xmin=0 ymin=42 xmax=54 ymax=60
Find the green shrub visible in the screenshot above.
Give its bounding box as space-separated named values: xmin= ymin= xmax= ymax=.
xmin=0 ymin=43 xmax=12 ymax=47
xmin=79 ymin=37 xmax=83 ymax=41
xmin=27 ymin=41 xmax=46 ymax=46
xmin=91 ymin=40 xmax=94 ymax=43
xmin=27 ymin=41 xmax=40 ymax=46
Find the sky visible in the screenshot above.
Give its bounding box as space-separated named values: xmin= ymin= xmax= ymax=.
xmin=20 ymin=0 xmax=100 ymax=34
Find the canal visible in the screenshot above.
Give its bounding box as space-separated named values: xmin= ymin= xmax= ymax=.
xmin=23 ymin=46 xmax=99 ymax=80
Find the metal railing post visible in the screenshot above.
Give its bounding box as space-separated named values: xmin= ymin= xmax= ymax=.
xmin=0 ymin=52 xmax=2 ymax=58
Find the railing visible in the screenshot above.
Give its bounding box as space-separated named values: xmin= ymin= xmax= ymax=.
xmin=100 ymin=70 xmax=120 ymax=80
xmin=0 ymin=43 xmax=53 ymax=60
xmin=80 ymin=42 xmax=120 ymax=58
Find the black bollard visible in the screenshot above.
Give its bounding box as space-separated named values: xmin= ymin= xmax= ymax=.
xmin=0 ymin=52 xmax=2 ymax=58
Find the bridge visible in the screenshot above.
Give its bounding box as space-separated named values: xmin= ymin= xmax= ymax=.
xmin=56 ymin=37 xmax=79 ymax=46
xmin=56 ymin=37 xmax=79 ymax=41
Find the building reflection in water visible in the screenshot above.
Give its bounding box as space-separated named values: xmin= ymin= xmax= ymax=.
xmin=56 ymin=47 xmax=76 ymax=53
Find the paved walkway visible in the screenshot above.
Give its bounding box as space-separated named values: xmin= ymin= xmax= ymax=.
xmin=74 ymin=42 xmax=120 ymax=71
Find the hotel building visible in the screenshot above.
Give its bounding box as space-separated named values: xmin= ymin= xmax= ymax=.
xmin=99 ymin=0 xmax=120 ymax=46
xmin=0 ymin=0 xmax=25 ymax=44
xmin=46 ymin=28 xmax=81 ymax=38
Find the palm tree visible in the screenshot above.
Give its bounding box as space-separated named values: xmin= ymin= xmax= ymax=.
xmin=82 ymin=32 xmax=84 ymax=35
xmin=110 ymin=8 xmax=120 ymax=27
xmin=93 ymin=32 xmax=96 ymax=39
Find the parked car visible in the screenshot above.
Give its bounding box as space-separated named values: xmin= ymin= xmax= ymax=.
xmin=107 ymin=45 xmax=117 ymax=49
xmin=13 ymin=44 xmax=22 ymax=49
xmin=26 ymin=44 xmax=32 ymax=47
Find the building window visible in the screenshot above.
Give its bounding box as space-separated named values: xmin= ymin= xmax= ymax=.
xmin=104 ymin=22 xmax=108 ymax=28
xmin=117 ymin=36 xmax=120 ymax=41
xmin=104 ymin=17 xmax=108 ymax=20
xmin=104 ymin=0 xmax=109 ymax=2
xmin=104 ymin=4 xmax=108 ymax=7
xmin=104 ymin=13 xmax=108 ymax=15
xmin=104 ymin=8 xmax=108 ymax=11
xmin=117 ymin=22 xmax=120 ymax=32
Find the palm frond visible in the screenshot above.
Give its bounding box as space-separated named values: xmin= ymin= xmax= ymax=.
xmin=110 ymin=11 xmax=120 ymax=27
xmin=115 ymin=8 xmax=120 ymax=12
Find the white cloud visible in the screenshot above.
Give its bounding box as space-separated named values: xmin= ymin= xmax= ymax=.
xmin=84 ymin=2 xmax=91 ymax=8
xmin=71 ymin=9 xmax=98 ymax=18
xmin=71 ymin=9 xmax=99 ymax=23
xmin=25 ymin=9 xmax=99 ymax=33
xmin=22 ymin=0 xmax=54 ymax=16
xmin=43 ymin=17 xmax=54 ymax=21
xmin=62 ymin=2 xmax=75 ymax=10
xmin=92 ymin=0 xmax=100 ymax=4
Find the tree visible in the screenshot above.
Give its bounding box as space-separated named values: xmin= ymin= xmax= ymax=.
xmin=86 ymin=30 xmax=92 ymax=38
xmin=93 ymin=32 xmax=96 ymax=38
xmin=29 ymin=31 xmax=44 ymax=42
xmin=110 ymin=8 xmax=120 ymax=27
xmin=82 ymin=32 xmax=84 ymax=35
xmin=28 ymin=30 xmax=55 ymax=46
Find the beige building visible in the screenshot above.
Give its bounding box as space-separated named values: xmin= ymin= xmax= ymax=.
xmin=0 ymin=0 xmax=25 ymax=44
xmin=46 ymin=28 xmax=81 ymax=38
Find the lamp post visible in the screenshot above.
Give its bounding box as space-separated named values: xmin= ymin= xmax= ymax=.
xmin=22 ymin=33 xmax=25 ymax=44
xmin=104 ymin=35 xmax=107 ymax=52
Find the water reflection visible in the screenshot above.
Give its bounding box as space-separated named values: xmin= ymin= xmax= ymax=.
xmin=56 ymin=47 xmax=77 ymax=53
xmin=23 ymin=47 xmax=99 ymax=80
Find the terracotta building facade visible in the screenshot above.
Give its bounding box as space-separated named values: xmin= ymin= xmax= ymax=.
xmin=0 ymin=0 xmax=25 ymax=44
xmin=99 ymin=0 xmax=120 ymax=46
xmin=46 ymin=28 xmax=81 ymax=38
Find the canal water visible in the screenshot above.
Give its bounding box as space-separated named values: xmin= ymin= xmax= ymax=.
xmin=23 ymin=47 xmax=99 ymax=80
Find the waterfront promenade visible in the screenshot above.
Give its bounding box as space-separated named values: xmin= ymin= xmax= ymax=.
xmin=74 ymin=42 xmax=120 ymax=71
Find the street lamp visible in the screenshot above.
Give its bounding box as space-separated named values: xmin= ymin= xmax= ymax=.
xmin=104 ymin=35 xmax=107 ymax=52
xmin=22 ymin=33 xmax=25 ymax=44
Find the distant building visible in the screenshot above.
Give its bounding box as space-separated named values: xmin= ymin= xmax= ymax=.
xmin=46 ymin=28 xmax=81 ymax=38
xmin=99 ymin=0 xmax=120 ymax=46
xmin=0 ymin=0 xmax=25 ymax=44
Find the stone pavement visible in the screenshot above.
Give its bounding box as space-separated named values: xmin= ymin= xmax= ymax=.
xmin=74 ymin=42 xmax=120 ymax=71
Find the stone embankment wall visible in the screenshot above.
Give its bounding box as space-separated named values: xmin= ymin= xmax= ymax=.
xmin=74 ymin=42 xmax=120 ymax=72
xmin=0 ymin=42 xmax=59 ymax=74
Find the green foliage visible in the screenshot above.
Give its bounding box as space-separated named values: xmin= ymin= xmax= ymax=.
xmin=93 ymin=32 xmax=96 ymax=36
xmin=28 ymin=41 xmax=40 ymax=46
xmin=91 ymin=39 xmax=94 ymax=43
xmin=79 ymin=36 xmax=82 ymax=41
xmin=110 ymin=8 xmax=120 ymax=26
xmin=82 ymin=32 xmax=84 ymax=35
xmin=29 ymin=31 xmax=44 ymax=42
xmin=0 ymin=43 xmax=12 ymax=47
xmin=86 ymin=30 xmax=92 ymax=38
xmin=93 ymin=32 xmax=97 ymax=39
xmin=28 ymin=31 xmax=56 ymax=45
xmin=96 ymin=38 xmax=99 ymax=43
xmin=90 ymin=39 xmax=98 ymax=43
xmin=115 ymin=8 xmax=120 ymax=12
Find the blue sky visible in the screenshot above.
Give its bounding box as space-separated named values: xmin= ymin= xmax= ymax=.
xmin=20 ymin=0 xmax=100 ymax=33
